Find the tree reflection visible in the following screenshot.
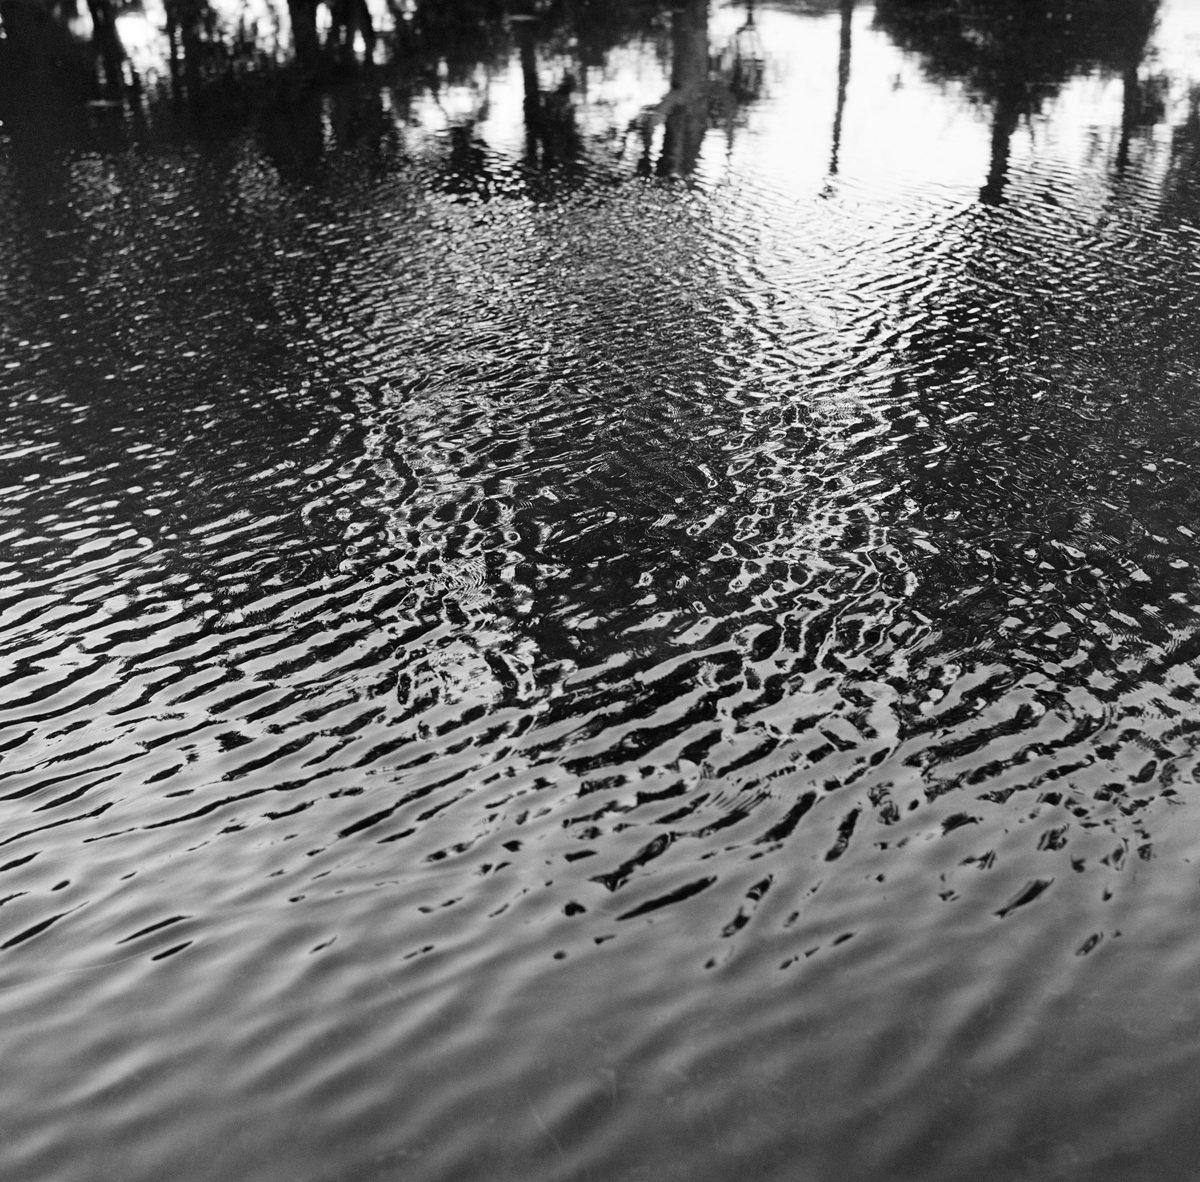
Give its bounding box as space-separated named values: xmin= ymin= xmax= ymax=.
xmin=513 ymin=14 xmax=581 ymax=174
xmin=657 ymin=0 xmax=709 ymax=176
xmin=0 ymin=0 xmax=773 ymax=189
xmin=876 ymin=0 xmax=1159 ymax=202
xmin=624 ymin=0 xmax=763 ymax=178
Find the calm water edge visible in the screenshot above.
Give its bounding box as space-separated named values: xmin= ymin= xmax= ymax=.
xmin=5 ymin=1 xmax=1200 ymax=1178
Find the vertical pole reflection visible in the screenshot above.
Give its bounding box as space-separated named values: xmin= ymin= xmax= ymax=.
xmin=514 ymin=14 xmax=542 ymax=168
xmin=670 ymin=0 xmax=709 ymax=102
xmin=1117 ymin=63 xmax=1138 ymax=175
xmin=658 ymin=0 xmax=709 ymax=176
xmin=980 ymin=79 xmax=1020 ymax=206
xmin=513 ymin=10 xmax=580 ymax=174
xmin=86 ymin=0 xmax=128 ymax=98
xmin=829 ymin=0 xmax=853 ymax=176
xmin=978 ymin=1 xmax=1038 ymax=207
xmin=1115 ymin=2 xmax=1159 ymax=176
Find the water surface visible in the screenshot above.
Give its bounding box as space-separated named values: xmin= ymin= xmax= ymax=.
xmin=4 ymin=2 xmax=1200 ymax=1179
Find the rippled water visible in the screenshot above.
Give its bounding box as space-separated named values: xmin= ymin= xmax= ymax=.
xmin=5 ymin=2 xmax=1200 ymax=1179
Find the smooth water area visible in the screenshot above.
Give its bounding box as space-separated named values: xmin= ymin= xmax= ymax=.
xmin=5 ymin=2 xmax=1200 ymax=1178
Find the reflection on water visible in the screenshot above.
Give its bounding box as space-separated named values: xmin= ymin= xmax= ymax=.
xmin=876 ymin=0 xmax=1160 ymax=202
xmin=6 ymin=2 xmax=1200 ymax=1180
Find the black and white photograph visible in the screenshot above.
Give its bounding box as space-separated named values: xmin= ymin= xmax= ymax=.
xmin=1 ymin=0 xmax=1198 ymax=1178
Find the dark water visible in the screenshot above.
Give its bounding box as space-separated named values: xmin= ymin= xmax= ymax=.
xmin=5 ymin=2 xmax=1200 ymax=1178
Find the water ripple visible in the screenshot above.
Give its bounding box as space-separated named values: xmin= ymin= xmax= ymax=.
xmin=5 ymin=7 xmax=1200 ymax=1180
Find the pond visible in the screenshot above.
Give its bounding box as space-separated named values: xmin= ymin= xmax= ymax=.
xmin=4 ymin=1 xmax=1200 ymax=1178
